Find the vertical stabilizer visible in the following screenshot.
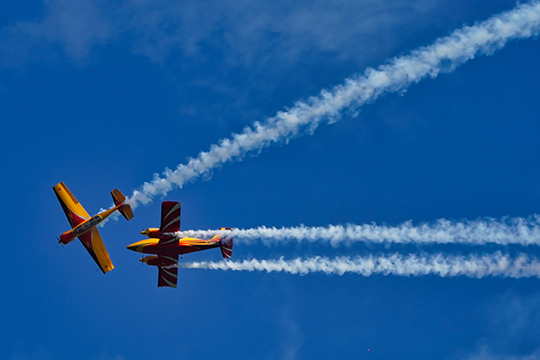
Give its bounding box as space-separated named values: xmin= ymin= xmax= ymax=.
xmin=220 ymin=232 xmax=233 ymax=259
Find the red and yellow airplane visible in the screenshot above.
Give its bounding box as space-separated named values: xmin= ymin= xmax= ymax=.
xmin=126 ymin=201 xmax=233 ymax=288
xmin=53 ymin=182 xmax=134 ymax=273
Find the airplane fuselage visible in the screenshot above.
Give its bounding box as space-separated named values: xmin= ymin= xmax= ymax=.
xmin=127 ymin=236 xmax=222 ymax=256
xmin=59 ymin=205 xmax=121 ymax=245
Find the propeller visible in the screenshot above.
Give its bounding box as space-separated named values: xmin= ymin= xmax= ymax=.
xmin=57 ymin=237 xmax=64 ymax=248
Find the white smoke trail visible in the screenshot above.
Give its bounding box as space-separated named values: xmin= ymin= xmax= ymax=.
xmin=126 ymin=1 xmax=540 ymax=209
xmin=179 ymin=252 xmax=540 ymax=278
xmin=177 ymin=215 xmax=540 ymax=247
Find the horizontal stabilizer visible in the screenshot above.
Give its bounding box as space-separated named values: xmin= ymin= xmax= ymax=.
xmin=111 ymin=189 xmax=126 ymax=206
xmin=119 ymin=204 xmax=134 ymax=221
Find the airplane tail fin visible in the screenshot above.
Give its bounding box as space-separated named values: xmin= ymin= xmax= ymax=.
xmin=219 ymin=230 xmax=233 ymax=259
xmin=111 ymin=189 xmax=134 ymax=221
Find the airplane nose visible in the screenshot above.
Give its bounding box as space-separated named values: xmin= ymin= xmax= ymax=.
xmin=127 ymin=242 xmax=146 ymax=253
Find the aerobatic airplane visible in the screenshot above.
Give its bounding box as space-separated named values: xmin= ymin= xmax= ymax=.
xmin=126 ymin=201 xmax=233 ymax=288
xmin=53 ymin=182 xmax=134 ymax=273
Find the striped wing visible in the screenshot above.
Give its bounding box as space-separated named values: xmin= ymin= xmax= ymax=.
xmin=53 ymin=182 xmax=90 ymax=228
xmin=78 ymin=227 xmax=114 ymax=274
xmin=158 ymin=255 xmax=179 ymax=288
xmin=160 ymin=201 xmax=181 ymax=232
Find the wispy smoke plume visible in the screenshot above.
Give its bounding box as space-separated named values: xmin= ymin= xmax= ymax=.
xmin=177 ymin=215 xmax=540 ymax=246
xmin=127 ymin=1 xmax=540 ymax=209
xmin=179 ymin=252 xmax=540 ymax=278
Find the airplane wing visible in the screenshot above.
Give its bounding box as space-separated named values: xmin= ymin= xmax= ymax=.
xmin=159 ymin=201 xmax=181 ymax=232
xmin=53 ymin=182 xmax=90 ymax=228
xmin=158 ymin=255 xmax=179 ymax=288
xmin=78 ymin=227 xmax=114 ymax=274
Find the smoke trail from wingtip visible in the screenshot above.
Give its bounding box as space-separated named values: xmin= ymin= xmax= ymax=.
xmin=179 ymin=252 xmax=540 ymax=278
xmin=127 ymin=1 xmax=540 ymax=209
xmin=177 ymin=215 xmax=540 ymax=246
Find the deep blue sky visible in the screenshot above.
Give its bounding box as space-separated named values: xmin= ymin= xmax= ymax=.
xmin=2 ymin=1 xmax=540 ymax=359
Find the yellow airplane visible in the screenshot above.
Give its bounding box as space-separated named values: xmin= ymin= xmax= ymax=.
xmin=53 ymin=182 xmax=134 ymax=273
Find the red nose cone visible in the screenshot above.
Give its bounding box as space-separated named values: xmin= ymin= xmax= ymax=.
xmin=59 ymin=232 xmax=74 ymax=245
